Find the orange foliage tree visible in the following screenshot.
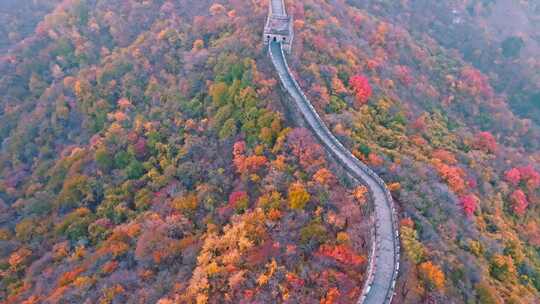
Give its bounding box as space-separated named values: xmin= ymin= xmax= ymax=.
xmin=313 ymin=168 xmax=336 ymax=186
xmin=232 ymin=141 xmax=267 ymax=175
xmin=432 ymin=160 xmax=467 ymax=194
xmin=418 ymin=261 xmax=445 ymax=290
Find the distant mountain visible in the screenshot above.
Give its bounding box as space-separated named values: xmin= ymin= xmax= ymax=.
xmin=0 ymin=0 xmax=61 ymax=53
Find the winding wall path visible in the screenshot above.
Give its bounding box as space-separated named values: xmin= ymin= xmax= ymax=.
xmin=269 ymin=41 xmax=400 ymax=304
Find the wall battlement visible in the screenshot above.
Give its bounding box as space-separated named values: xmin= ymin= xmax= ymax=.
xmin=263 ymin=0 xmax=293 ymax=53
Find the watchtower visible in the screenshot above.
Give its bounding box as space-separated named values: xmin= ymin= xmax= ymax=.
xmin=263 ymin=0 xmax=294 ymax=53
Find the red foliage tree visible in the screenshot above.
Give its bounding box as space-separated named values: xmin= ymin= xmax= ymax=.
xmin=460 ymin=194 xmax=478 ymax=217
xmin=349 ymin=75 xmax=372 ymax=107
xmin=411 ymin=114 xmax=427 ymax=132
xmin=317 ymin=244 xmax=365 ymax=266
xmin=467 ymin=178 xmax=478 ymax=189
xmin=285 ymin=272 xmax=305 ymax=289
xmin=232 ymin=141 xmax=267 ymax=174
xmin=505 ymin=168 xmax=522 ymax=186
xmin=518 ymin=165 xmax=540 ymax=190
xmin=368 ymin=152 xmax=384 ymax=167
xmin=475 ymin=131 xmax=497 ymax=153
xmin=460 ymin=67 xmax=493 ymax=98
xmin=511 ymin=190 xmax=528 ymax=216
xmin=519 ymin=165 xmax=538 ymax=179
xmin=400 ymin=217 xmax=414 ymax=228
xmin=233 ymin=141 xmax=246 ymax=156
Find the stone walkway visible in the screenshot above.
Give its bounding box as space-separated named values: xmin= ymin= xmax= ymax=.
xmin=269 ymin=41 xmax=400 ymax=304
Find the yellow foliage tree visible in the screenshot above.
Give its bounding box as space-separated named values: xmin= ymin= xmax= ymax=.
xmin=288 ymin=182 xmax=310 ymax=210
xmin=172 ymin=193 xmax=199 ymax=216
xmin=400 ymin=225 xmax=425 ymax=264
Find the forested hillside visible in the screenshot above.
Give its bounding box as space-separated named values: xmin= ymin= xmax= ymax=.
xmin=0 ymin=0 xmax=61 ymax=52
xmin=352 ymin=0 xmax=540 ymax=134
xmin=0 ymin=0 xmax=539 ymax=303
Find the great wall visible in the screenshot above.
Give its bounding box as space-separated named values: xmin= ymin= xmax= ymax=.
xmin=264 ymin=1 xmax=400 ymax=303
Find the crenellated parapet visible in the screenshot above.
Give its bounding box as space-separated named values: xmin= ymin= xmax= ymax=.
xmin=263 ymin=0 xmax=293 ymax=53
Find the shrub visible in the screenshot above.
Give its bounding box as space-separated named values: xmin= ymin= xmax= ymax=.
xmin=300 ymin=221 xmax=328 ymax=245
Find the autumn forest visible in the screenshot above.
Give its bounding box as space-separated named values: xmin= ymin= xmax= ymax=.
xmin=0 ymin=0 xmax=539 ymax=303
